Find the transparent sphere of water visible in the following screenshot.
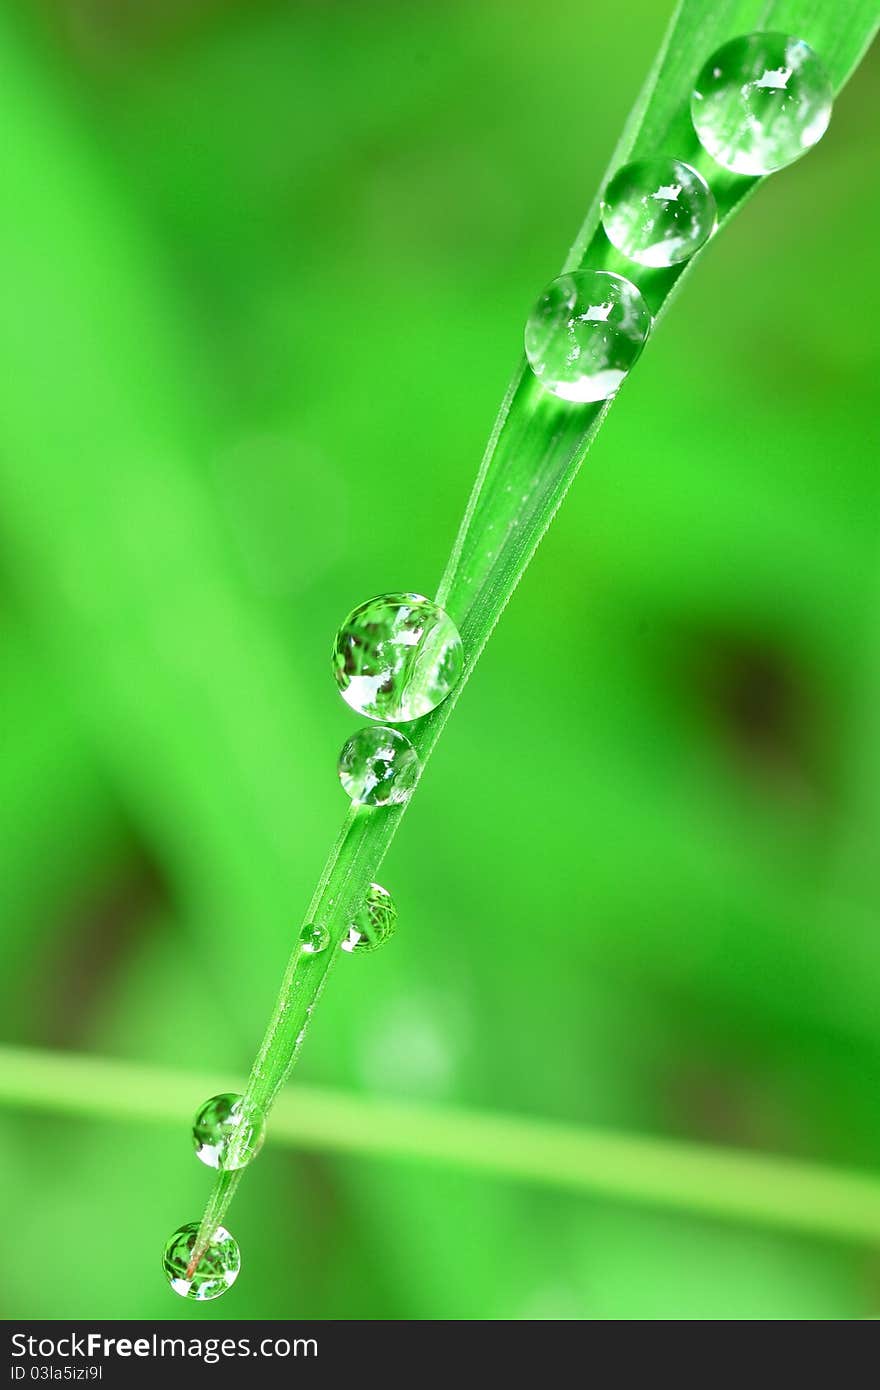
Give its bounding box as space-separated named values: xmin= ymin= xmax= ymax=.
xmin=342 ymin=881 xmax=397 ymax=953
xmin=192 ymin=1093 xmax=265 ymax=1171
xmin=338 ymin=725 xmax=419 ymax=806
xmin=691 ymin=33 xmax=833 ymax=176
xmin=163 ymin=1222 xmax=240 ymax=1301
xmin=300 ymin=921 xmax=330 ymax=954
xmin=601 ymin=158 xmax=716 ymax=267
xmin=332 ymin=593 xmax=463 ymax=723
xmin=524 ymin=270 xmax=652 ymax=403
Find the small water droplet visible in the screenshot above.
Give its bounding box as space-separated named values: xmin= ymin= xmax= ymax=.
xmin=601 ymin=158 xmax=716 ymax=267
xmin=162 ymin=1222 xmax=240 ymax=1301
xmin=192 ymin=1093 xmax=265 ymax=1171
xmin=338 ymin=725 xmax=419 ymax=806
xmin=691 ymin=33 xmax=832 ymax=175
xmin=525 ymin=270 xmax=651 ymax=403
xmin=341 ymin=881 xmax=397 ymax=953
xmin=332 ymin=593 xmax=463 ymax=722
xmin=299 ymin=921 xmax=330 ymax=954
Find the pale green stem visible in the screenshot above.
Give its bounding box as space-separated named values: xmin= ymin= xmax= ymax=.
xmin=3 ymin=1045 xmax=880 ymax=1249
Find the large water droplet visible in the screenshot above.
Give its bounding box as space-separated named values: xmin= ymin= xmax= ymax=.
xmin=338 ymin=725 xmax=419 ymax=806
xmin=162 ymin=1222 xmax=240 ymax=1301
xmin=601 ymin=158 xmax=716 ymax=267
xmin=524 ymin=270 xmax=652 ymax=403
xmin=300 ymin=921 xmax=330 ymax=954
xmin=332 ymin=593 xmax=463 ymax=723
xmin=342 ymin=881 xmax=397 ymax=953
xmin=691 ymin=33 xmax=832 ymax=176
xmin=192 ymin=1093 xmax=265 ymax=1171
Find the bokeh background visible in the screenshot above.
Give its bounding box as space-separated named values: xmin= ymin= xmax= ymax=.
xmin=1 ymin=0 xmax=879 ymax=1320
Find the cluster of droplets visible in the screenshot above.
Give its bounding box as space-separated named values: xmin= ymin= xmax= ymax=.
xmin=163 ymin=887 xmax=400 ymax=1300
xmin=161 ymin=1092 xmax=267 ymax=1299
xmin=332 ymin=591 xmax=464 ymax=807
xmin=164 ymin=29 xmax=833 ymax=1303
xmin=299 ymin=882 xmax=398 ymax=958
xmin=164 ymin=590 xmax=456 ymax=1299
xmin=525 ymin=31 xmax=832 ymax=403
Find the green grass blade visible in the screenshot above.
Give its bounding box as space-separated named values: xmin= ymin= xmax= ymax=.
xmin=193 ymin=0 xmax=879 ymax=1261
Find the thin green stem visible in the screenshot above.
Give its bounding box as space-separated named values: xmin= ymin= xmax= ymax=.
xmin=192 ymin=805 xmax=374 ymax=1256
xmin=3 ymin=1045 xmax=880 ymax=1248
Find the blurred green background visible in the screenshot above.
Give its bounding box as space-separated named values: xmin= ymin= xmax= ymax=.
xmin=1 ymin=0 xmax=879 ymax=1320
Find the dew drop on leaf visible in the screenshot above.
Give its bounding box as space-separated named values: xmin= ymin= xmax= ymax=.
xmin=691 ymin=33 xmax=832 ymax=175
xmin=332 ymin=592 xmax=463 ymax=723
xmin=341 ymin=881 xmax=397 ymax=953
xmin=162 ymin=1222 xmax=240 ymax=1301
xmin=524 ymin=270 xmax=651 ymax=403
xmin=192 ymin=1093 xmax=265 ymax=1171
xmin=601 ymin=157 xmax=716 ymax=267
xmin=299 ymin=921 xmax=331 ymax=954
xmin=337 ymin=725 xmax=420 ymax=806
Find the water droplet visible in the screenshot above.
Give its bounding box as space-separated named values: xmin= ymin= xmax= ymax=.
xmin=691 ymin=33 xmax=832 ymax=175
xmin=192 ymin=1093 xmax=265 ymax=1171
xmin=338 ymin=725 xmax=419 ymax=806
xmin=524 ymin=270 xmax=652 ymax=403
xmin=162 ymin=1222 xmax=240 ymax=1301
xmin=601 ymin=158 xmax=716 ymax=267
xmin=299 ymin=921 xmax=330 ymax=954
xmin=332 ymin=592 xmax=463 ymax=723
xmin=342 ymin=881 xmax=397 ymax=953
